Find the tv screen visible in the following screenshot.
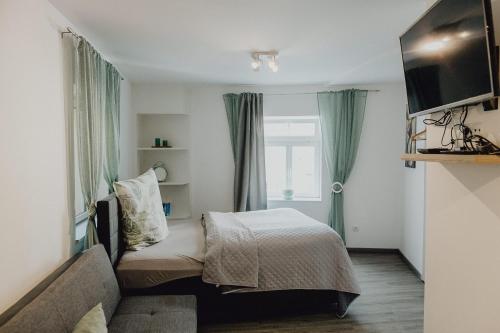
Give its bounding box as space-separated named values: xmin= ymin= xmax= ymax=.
xmin=400 ymin=0 xmax=497 ymax=117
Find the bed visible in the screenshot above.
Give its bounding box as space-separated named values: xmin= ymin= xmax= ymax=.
xmin=96 ymin=194 xmax=360 ymax=317
xmin=118 ymin=220 xmax=205 ymax=289
xmin=96 ymin=194 xmax=205 ymax=288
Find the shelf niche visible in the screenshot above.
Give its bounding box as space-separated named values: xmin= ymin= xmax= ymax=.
xmin=136 ymin=112 xmax=192 ymax=221
xmin=137 ymin=113 xmax=190 ymax=149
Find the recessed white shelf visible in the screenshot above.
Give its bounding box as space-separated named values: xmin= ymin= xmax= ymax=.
xmin=137 ymin=106 xmax=192 ymax=222
xmin=137 ymin=147 xmax=188 ymax=151
xmin=158 ymin=182 xmax=189 ymax=186
xmin=167 ymin=215 xmax=192 ymax=220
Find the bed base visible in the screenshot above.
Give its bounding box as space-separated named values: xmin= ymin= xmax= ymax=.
xmin=122 ymin=276 xmax=341 ymax=323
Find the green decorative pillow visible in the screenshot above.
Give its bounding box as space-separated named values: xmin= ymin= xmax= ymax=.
xmin=73 ymin=303 xmax=107 ymax=333
xmin=113 ymin=169 xmax=169 ymax=250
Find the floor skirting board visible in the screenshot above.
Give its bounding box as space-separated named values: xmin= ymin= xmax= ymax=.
xmin=397 ymin=250 xmax=423 ymax=281
xmin=347 ymin=247 xmax=399 ymax=254
xmin=347 ymin=247 xmax=423 ymax=281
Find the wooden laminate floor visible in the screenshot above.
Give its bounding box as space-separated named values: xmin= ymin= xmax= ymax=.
xmin=199 ymin=253 xmax=424 ymax=333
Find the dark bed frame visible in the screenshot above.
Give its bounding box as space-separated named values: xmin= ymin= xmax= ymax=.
xmin=96 ymin=194 xmax=124 ymax=268
xmin=96 ymin=194 xmax=342 ymax=323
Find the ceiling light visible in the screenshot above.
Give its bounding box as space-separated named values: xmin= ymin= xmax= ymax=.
xmin=250 ymin=51 xmax=279 ymax=73
xmin=251 ymin=56 xmax=262 ymax=71
xmin=268 ymin=55 xmax=279 ymax=72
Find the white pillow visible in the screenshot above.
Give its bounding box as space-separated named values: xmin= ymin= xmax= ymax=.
xmin=113 ymin=169 xmax=168 ymax=250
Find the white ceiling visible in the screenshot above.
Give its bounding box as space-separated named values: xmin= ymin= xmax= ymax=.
xmin=50 ymin=0 xmax=426 ymax=85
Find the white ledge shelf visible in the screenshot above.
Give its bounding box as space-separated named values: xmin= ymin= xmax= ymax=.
xmin=137 ymin=147 xmax=188 ymax=151
xmin=401 ymin=153 xmax=500 ymax=164
xmin=158 ymin=182 xmax=189 ymax=186
xmin=167 ymin=215 xmax=192 ymax=220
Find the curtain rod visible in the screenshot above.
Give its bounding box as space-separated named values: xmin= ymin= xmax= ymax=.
xmin=60 ymin=27 xmax=124 ymax=81
xmin=263 ymin=90 xmax=380 ymax=96
xmin=60 ymin=27 xmax=80 ymax=39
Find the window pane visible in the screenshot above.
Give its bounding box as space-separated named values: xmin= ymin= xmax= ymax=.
xmin=291 ymin=146 xmax=316 ymax=196
xmin=265 ymin=146 xmax=287 ymax=196
xmin=264 ymin=122 xmax=290 ymax=137
xmin=265 ymin=121 xmax=316 ymax=137
xmin=289 ymin=122 xmax=315 ymax=136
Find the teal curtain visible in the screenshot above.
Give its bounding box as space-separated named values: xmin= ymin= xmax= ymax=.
xmin=223 ymin=93 xmax=267 ymax=212
xmin=103 ymin=62 xmax=121 ymax=193
xmin=223 ymin=94 xmax=239 ymax=161
xmin=317 ymin=89 xmax=368 ymax=241
xmin=74 ymin=38 xmax=106 ymax=249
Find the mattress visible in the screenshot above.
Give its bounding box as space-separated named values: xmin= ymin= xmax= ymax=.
xmin=117 ymin=220 xmax=205 ymax=289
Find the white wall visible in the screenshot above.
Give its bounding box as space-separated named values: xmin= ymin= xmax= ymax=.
xmin=401 ymin=114 xmax=426 ymax=277
xmin=0 ymin=0 xmax=133 ymax=313
xmin=0 ymin=0 xmax=72 ymax=314
xmin=130 ymin=82 xmax=407 ymax=249
xmin=341 ymin=83 xmax=405 ymax=248
xmin=423 ymin=0 xmax=500 ymax=332
xmin=424 ymin=107 xmax=500 ymax=333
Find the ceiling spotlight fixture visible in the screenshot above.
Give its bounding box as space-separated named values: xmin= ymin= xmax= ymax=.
xmin=268 ymin=55 xmax=279 ymax=72
xmin=251 ymin=55 xmax=262 ymax=71
xmin=250 ymin=51 xmax=279 ymax=73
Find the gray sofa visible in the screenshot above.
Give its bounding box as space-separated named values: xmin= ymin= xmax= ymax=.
xmin=0 ymin=245 xmax=197 ymax=333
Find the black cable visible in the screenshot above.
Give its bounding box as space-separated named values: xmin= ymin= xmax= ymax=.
xmin=423 ymin=110 xmax=454 ymax=148
xmin=448 ymin=106 xmax=469 ymax=151
xmin=424 ymin=105 xmax=500 ymax=154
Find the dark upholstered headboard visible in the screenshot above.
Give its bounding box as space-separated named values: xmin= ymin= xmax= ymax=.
xmin=96 ymin=193 xmax=124 ymax=267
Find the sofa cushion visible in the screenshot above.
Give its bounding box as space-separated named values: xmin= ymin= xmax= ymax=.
xmin=0 ymin=245 xmax=120 ymax=333
xmin=72 ymin=303 xmax=107 ymax=333
xmin=108 ymin=295 xmax=196 ymax=333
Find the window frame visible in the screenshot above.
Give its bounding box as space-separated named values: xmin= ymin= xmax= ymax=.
xmin=264 ymin=116 xmax=322 ymax=201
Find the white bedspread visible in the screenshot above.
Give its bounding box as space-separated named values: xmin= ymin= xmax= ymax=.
xmin=202 ymin=208 xmax=361 ymax=316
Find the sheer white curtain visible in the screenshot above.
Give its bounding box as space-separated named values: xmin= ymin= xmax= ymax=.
xmin=74 ymin=37 xmax=121 ymax=249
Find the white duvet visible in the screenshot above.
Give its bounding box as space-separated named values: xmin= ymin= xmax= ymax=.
xmin=202 ymin=208 xmax=361 ymax=316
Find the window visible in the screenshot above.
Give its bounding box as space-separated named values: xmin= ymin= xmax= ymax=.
xmin=264 ymin=116 xmax=321 ymax=200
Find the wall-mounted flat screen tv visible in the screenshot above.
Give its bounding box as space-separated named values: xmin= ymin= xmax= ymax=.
xmin=400 ymin=0 xmax=498 ymax=117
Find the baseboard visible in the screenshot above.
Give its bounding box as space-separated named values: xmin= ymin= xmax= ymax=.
xmin=397 ymin=250 xmax=423 ymax=282
xmin=347 ymin=247 xmax=423 ymax=282
xmin=347 ymin=247 xmax=399 ymax=254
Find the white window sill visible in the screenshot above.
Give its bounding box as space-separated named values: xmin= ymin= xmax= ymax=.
xmin=268 ymin=197 xmax=322 ymax=202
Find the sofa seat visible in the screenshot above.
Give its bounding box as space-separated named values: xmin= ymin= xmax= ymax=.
xmin=0 ymin=245 xmax=197 ymax=333
xmin=108 ymin=295 xmax=197 ymax=333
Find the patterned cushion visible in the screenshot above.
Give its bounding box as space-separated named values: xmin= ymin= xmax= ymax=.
xmin=113 ymin=169 xmax=168 ymax=250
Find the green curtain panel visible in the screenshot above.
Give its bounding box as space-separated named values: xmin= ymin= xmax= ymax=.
xmin=74 ymin=38 xmax=106 ymax=249
xmin=223 ymin=93 xmax=267 ymax=212
xmin=317 ymin=89 xmax=368 ymax=241
xmin=103 ymin=62 xmax=121 ymax=193
xmin=223 ymin=94 xmax=239 ymax=161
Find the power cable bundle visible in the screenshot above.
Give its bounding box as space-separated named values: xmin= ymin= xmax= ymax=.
xmin=423 ymin=106 xmax=500 ymax=154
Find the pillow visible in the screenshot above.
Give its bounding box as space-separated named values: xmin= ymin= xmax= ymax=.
xmin=72 ymin=303 xmax=107 ymax=333
xmin=113 ymin=169 xmax=169 ymax=250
